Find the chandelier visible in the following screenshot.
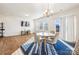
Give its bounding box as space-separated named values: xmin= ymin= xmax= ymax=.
xmin=43 ymin=4 xmax=54 ymax=16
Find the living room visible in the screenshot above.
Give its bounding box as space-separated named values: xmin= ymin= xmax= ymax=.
xmin=0 ymin=3 xmax=79 ymax=55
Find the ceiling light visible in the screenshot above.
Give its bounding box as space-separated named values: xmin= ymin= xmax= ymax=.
xmin=25 ymin=14 xmax=29 ymax=17
xmin=50 ymin=10 xmax=54 ymax=13
xmin=43 ymin=4 xmax=54 ymax=16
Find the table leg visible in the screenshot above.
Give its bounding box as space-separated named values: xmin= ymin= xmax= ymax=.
xmin=34 ymin=33 xmax=36 ymax=43
xmin=44 ymin=36 xmax=46 ymax=47
xmin=38 ymin=36 xmax=41 ymax=54
xmin=38 ymin=36 xmax=40 ymax=47
xmin=44 ymin=36 xmax=47 ymax=54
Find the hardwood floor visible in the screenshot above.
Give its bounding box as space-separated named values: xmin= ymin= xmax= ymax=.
xmin=0 ymin=34 xmax=33 ymax=55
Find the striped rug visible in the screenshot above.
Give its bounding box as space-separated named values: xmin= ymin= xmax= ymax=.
xmin=21 ymin=39 xmax=74 ymax=55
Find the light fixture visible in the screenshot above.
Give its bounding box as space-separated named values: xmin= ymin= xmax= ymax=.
xmin=43 ymin=4 xmax=54 ymax=16
xmin=43 ymin=8 xmax=49 ymax=16
xmin=25 ymin=14 xmax=29 ymax=17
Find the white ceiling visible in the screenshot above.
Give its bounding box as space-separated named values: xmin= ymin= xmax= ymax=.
xmin=0 ymin=3 xmax=79 ymax=19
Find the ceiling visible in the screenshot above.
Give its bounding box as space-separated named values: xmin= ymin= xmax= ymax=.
xmin=0 ymin=3 xmax=79 ymax=19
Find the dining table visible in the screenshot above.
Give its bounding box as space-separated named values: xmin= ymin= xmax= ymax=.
xmin=36 ymin=32 xmax=56 ymax=54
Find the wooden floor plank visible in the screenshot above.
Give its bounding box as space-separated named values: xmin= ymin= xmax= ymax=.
xmin=0 ymin=34 xmax=33 ymax=55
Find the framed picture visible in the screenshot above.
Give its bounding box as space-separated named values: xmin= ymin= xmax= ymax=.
xmin=21 ymin=21 xmax=30 ymax=27
xmin=25 ymin=21 xmax=30 ymax=26
xmin=21 ymin=21 xmax=24 ymax=26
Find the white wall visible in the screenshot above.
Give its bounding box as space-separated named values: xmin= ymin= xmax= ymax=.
xmin=76 ymin=14 xmax=79 ymax=41
xmin=50 ymin=7 xmax=79 ymax=42
xmin=60 ymin=15 xmax=76 ymax=42
xmin=0 ymin=15 xmax=34 ymax=36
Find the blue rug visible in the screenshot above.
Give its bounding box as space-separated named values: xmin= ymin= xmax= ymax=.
xmin=41 ymin=41 xmax=46 ymax=55
xmin=21 ymin=42 xmax=34 ymax=55
xmin=53 ymin=40 xmax=72 ymax=55
xmin=32 ymin=43 xmax=39 ymax=55
xmin=21 ymin=40 xmax=73 ymax=55
xmin=63 ymin=41 xmax=75 ymax=47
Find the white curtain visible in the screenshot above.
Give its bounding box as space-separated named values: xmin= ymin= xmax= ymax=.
xmin=60 ymin=15 xmax=76 ymax=42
